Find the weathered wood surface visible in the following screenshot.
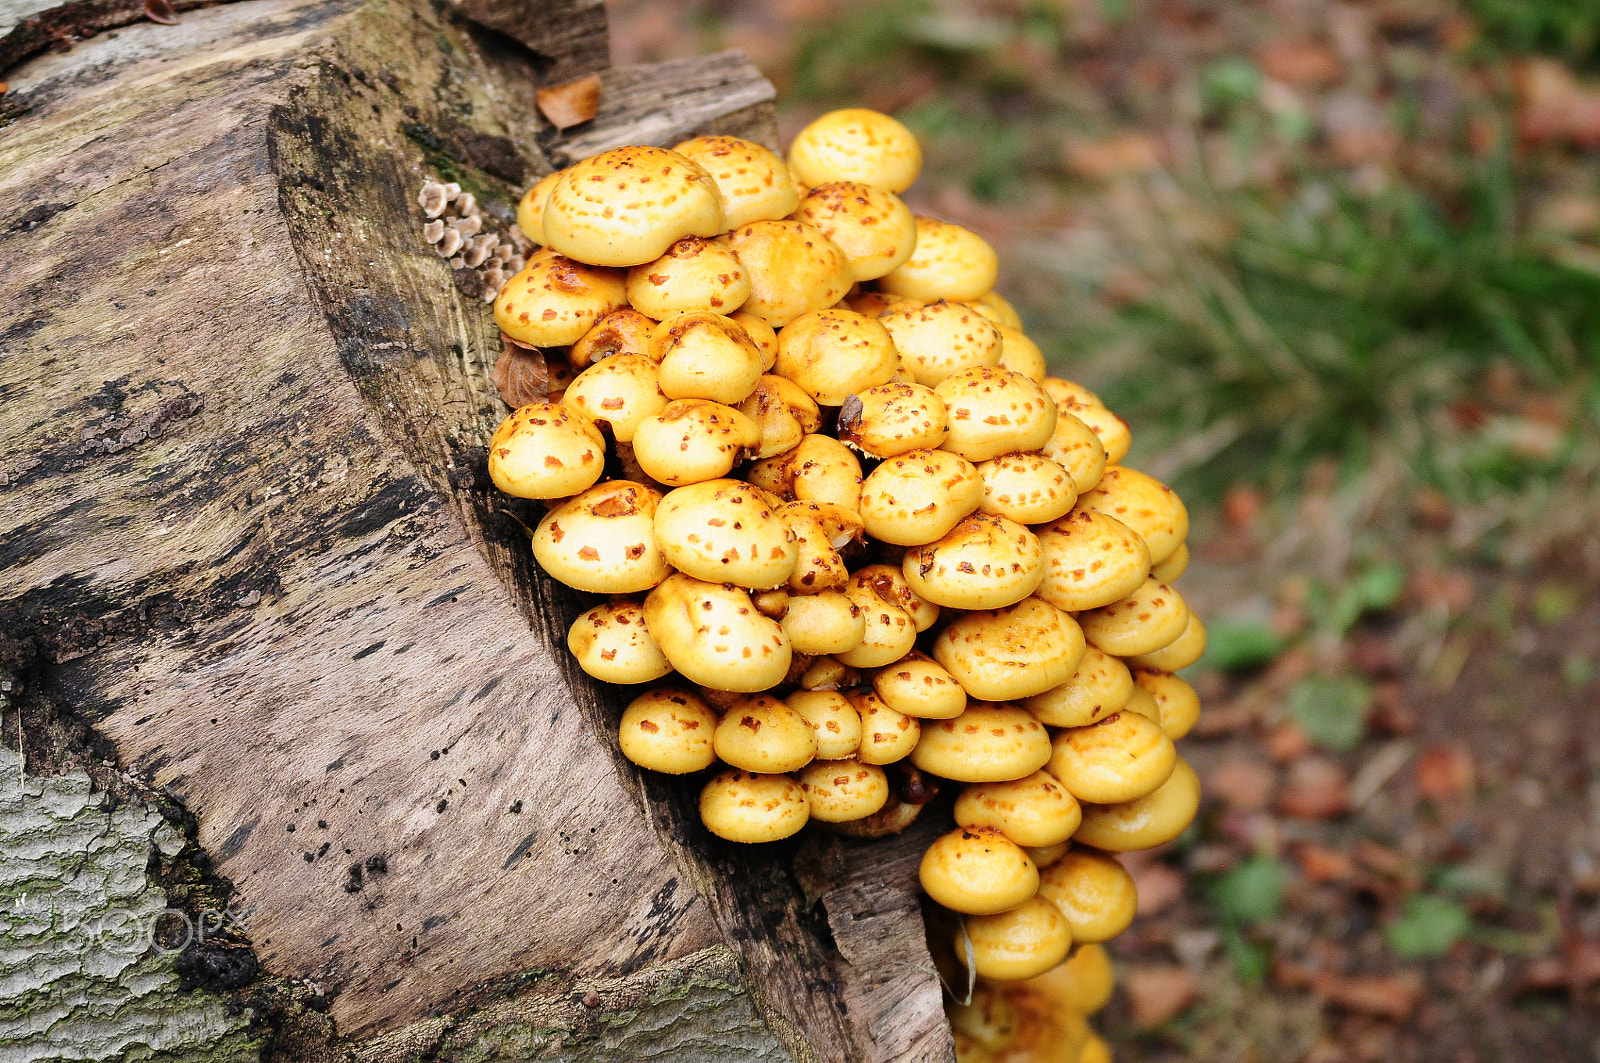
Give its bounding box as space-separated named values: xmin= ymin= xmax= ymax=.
xmin=0 ymin=1 xmax=955 ymax=1060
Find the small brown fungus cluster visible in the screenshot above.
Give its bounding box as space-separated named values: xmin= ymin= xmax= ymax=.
xmin=418 ymin=179 xmax=531 ymax=301
xmin=450 ymin=109 xmax=1206 ymax=1063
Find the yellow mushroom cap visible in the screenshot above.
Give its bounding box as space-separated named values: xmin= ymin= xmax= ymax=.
xmin=487 ymin=402 xmax=606 ymax=500
xmin=1048 ymin=711 xmax=1177 ymax=805
xmin=977 ymin=452 xmax=1078 ymax=526
xmin=543 ymin=145 xmax=724 ymax=267
xmin=642 ymin=574 xmax=792 ymax=692
xmin=713 ymin=694 xmax=819 ymax=774
xmin=911 ymin=703 xmax=1053 ymax=783
xmin=778 ymin=500 xmax=859 ymax=594
xmin=902 ymin=514 xmax=1044 ymax=611
xmin=730 ymin=310 xmax=779 ymax=369
xmin=654 ymin=478 xmax=797 ymax=590
xmin=881 ymin=216 xmax=1000 ymax=303
xmin=671 ymin=134 xmax=800 ymax=230
xmin=786 ymin=108 xmax=922 ymax=193
xmin=932 ymin=597 xmax=1087 ymax=702
xmin=1039 ymin=409 xmax=1108 ymax=496
xmin=993 ymin=324 xmax=1047 ymax=382
xmin=851 ymin=689 xmax=922 ymax=765
xmin=972 ymin=289 xmax=1023 ymax=329
xmin=1133 ymin=669 xmax=1201 ymax=741
xmin=1022 ymin=941 xmax=1114 ymax=1015
xmin=531 ymin=480 xmax=668 ymax=593
xmin=836 ymin=584 xmax=918 ymax=669
xmin=797 ymin=758 xmax=890 ymax=822
xmin=880 ymin=299 xmax=1003 ymax=388
xmin=947 ymin=983 xmax=1021 ymax=1053
xmin=1034 ymin=509 xmax=1152 ymax=612
xmin=721 ymin=220 xmax=854 ymax=328
xmin=699 ymin=769 xmax=810 ymax=843
xmin=1055 ymin=396 xmax=1131 ymax=467
xmin=1078 ymin=1034 xmax=1113 ymax=1063
xmin=934 ymin=366 xmax=1058 ymax=462
xmin=954 ymin=771 xmax=1084 ymax=849
xmin=1023 ymin=645 xmax=1134 ymax=728
xmin=847 ymin=563 xmax=941 ymax=632
xmin=1073 ymin=756 xmax=1200 ymax=852
xmin=785 ymin=689 xmax=864 ymax=760
xmin=780 ymin=589 xmax=865 ymax=656
xmin=1024 ymin=841 xmax=1071 ymax=869
xmin=516 ymin=169 xmax=564 ymax=248
xmin=562 ymin=353 xmax=669 ymax=443
xmin=649 ymin=311 xmax=766 ymax=406
xmin=1129 ymin=609 xmax=1206 ymax=673
xmin=859 ymin=448 xmax=983 ymax=546
xmin=919 ymin=826 xmax=1039 ymax=915
xmin=567 ymin=599 xmax=672 ymax=685
xmin=569 ymin=307 xmax=657 ymax=368
xmin=631 ymin=398 xmax=760 ymax=486
xmin=1150 ymin=540 xmax=1190 ymax=584
xmin=1036 ymin=850 xmax=1138 ymax=944
xmin=1121 ymin=684 xmax=1162 ymax=727
xmin=494 ymin=250 xmax=628 ymax=347
xmin=738 ymin=374 xmax=823 ymax=461
xmin=963 ymin=895 xmax=1073 ymax=982
xmin=793 ymin=181 xmax=919 ymax=282
xmin=837 ymin=381 xmax=949 ymax=458
xmin=1078 ymin=578 xmax=1190 ymax=658
xmin=774 ymin=307 xmax=899 ymax=406
xmin=872 ymin=651 xmax=968 ymax=720
xmin=1076 ymin=466 xmax=1190 ymax=567
xmin=626 ymin=236 xmax=751 ymax=319
xmin=618 ymin=687 xmax=718 ymax=774
xmin=747 ymin=433 xmax=865 ymax=513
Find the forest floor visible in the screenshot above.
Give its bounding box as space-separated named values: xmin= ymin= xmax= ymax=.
xmin=609 ymin=1 xmax=1600 ymax=1059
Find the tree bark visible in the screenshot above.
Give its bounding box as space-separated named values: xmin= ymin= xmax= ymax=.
xmin=0 ymin=1 xmax=954 ymax=1060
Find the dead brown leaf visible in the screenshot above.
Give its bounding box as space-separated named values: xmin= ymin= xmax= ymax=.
xmin=492 ymin=342 xmax=550 ymax=408
xmin=537 ymin=74 xmax=602 ymax=130
xmin=1258 ymin=40 xmax=1345 ymax=89
xmin=1294 ymin=842 xmax=1356 ymax=884
xmin=1415 ymin=742 xmax=1475 ymax=801
xmin=1122 ymin=964 xmax=1198 ymax=1028
xmin=1514 ymin=57 xmax=1600 ymax=148
xmin=143 ymin=0 xmax=178 ymax=24
xmin=1221 ymin=483 xmax=1263 ymax=530
xmin=1276 ymin=757 xmax=1349 ymax=819
xmin=1206 ymin=757 xmax=1276 ymax=813
xmin=1266 ymin=719 xmax=1312 ymax=763
xmin=1129 ymin=859 xmax=1187 ymax=918
xmin=1310 ymin=970 xmax=1423 ymax=1020
xmin=1062 ymin=133 xmax=1164 ymax=180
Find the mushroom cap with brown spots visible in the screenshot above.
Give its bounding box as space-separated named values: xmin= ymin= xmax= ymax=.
xmin=543 ymin=145 xmax=724 ymax=267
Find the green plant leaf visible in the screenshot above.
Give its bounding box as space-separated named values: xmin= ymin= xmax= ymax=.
xmin=1206 ymin=856 xmax=1288 ymax=926
xmin=1201 ymin=619 xmax=1284 ymax=672
xmin=1356 ymin=561 xmax=1407 ymax=612
xmin=1286 ymin=675 xmax=1371 ymax=751
xmin=1385 ymin=893 xmax=1471 ymax=958
xmin=1222 ymin=927 xmax=1270 ymax=984
xmin=1532 ymin=582 xmax=1583 ymax=625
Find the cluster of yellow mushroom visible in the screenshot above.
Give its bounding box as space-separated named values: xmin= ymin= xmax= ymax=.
xmin=478 ymin=109 xmax=1206 ymax=1062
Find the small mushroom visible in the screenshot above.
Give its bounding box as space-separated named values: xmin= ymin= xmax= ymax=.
xmin=773 ymin=308 xmax=899 ymax=406
xmin=934 ymin=366 xmax=1057 ymax=462
xmin=902 ymin=513 xmax=1044 ymax=611
xmin=993 ymin=324 xmax=1047 ymax=382
xmin=797 ymin=655 xmax=857 ymax=692
xmin=561 ymin=354 xmax=669 ymax=443
xmin=971 ymin=290 xmax=1023 ymax=329
xmin=422 ymin=219 xmax=446 ymax=243
xmin=626 ymin=236 xmax=751 ymax=319
xmin=1150 ymin=541 xmax=1190 ymax=584
xmin=1073 ymin=756 xmax=1200 ymax=852
xmin=1076 ymin=466 xmax=1189 ymax=567
xmin=1042 ymin=378 xmax=1131 ymax=466
xmin=778 ymin=500 xmax=862 ymax=594
xmin=871 ymin=650 xmax=967 ymax=720
xmin=919 ymin=826 xmax=1038 ymax=915
xmin=880 ymin=217 xmax=999 ymax=303
xmin=797 ymin=758 xmax=890 ymax=822
xmin=822 ymin=794 xmax=925 ymax=839
xmin=419 ymin=181 xmax=449 ymax=219
xmin=730 ymin=310 xmax=779 ymax=369
xmin=531 ymin=480 xmax=669 ymax=593
xmin=1039 ymin=408 xmax=1108 ymax=496
xmin=792 ymin=181 xmax=919 ymax=282
xmin=976 ymin=452 xmax=1077 ymax=526
xmin=487 ymin=402 xmax=606 ymax=499
xmin=653 ymin=479 xmax=798 ymax=589
xmin=960 ymin=895 xmax=1073 ymax=983
xmin=1036 ymin=850 xmax=1138 ymax=944
xmin=699 ymin=769 xmax=809 ymax=843
xmin=1024 ymin=941 xmax=1114 ymax=1016
xmin=494 ymin=249 xmax=628 ymax=348
xmin=713 ymin=694 xmax=819 ymax=773
xmin=631 ymin=399 xmax=760 ymax=486
xmin=567 ymin=599 xmax=672 ymax=684
xmin=847 ymin=564 xmax=940 ymax=632
xmin=837 ymin=381 xmax=949 ymax=458
xmin=1121 ymin=684 xmax=1162 ymax=726
xmin=649 ymin=311 xmax=766 ymax=405
xmin=879 ymin=300 xmax=1002 ymax=388
xmin=858 ymin=448 xmax=983 ymax=546
xmin=746 ymin=434 xmax=864 ymax=514
xmin=1077 ymin=578 xmax=1190 ymax=658
xmin=932 ymin=597 xmax=1085 ymax=702
xmin=1133 ymin=669 xmax=1201 ymax=741
xmin=947 ymin=983 xmax=1021 ymax=1054
xmin=836 ymin=584 xmax=917 ymax=668
xmin=785 ymin=689 xmax=864 ymax=759
xmin=1024 ymin=841 xmax=1070 ymax=870
xmin=786 ymin=108 xmax=922 ymax=193
xmin=850 ymin=690 xmax=922 ymax=765
xmin=847 ymin=289 xmax=915 ymax=318
xmin=738 ymin=375 xmax=822 ymax=460
xmin=954 ymin=770 xmax=1084 ymax=849
xmin=909 ymin=702 xmax=1053 ymax=783
xmin=779 ymin=589 xmax=865 ymax=655
xmin=672 ymin=135 xmax=800 ymax=230
xmin=1033 ymin=509 xmax=1152 ymax=612
xmin=542 ymin=146 xmax=724 ymax=267
xmin=515 ymin=170 xmax=563 ymax=247
xmin=617 ymin=687 xmax=718 ymax=774
xmin=643 ymin=574 xmax=792 ymax=692
xmin=568 ymin=307 xmax=658 ymax=369
xmin=720 ymin=220 xmax=854 ymax=328
xmin=1048 ymin=711 xmax=1177 ymax=805
xmin=436 ymin=227 xmax=465 ymax=258
xmin=1129 ymin=609 xmax=1205 ymax=672
xmin=1023 ymin=645 xmax=1134 ymax=728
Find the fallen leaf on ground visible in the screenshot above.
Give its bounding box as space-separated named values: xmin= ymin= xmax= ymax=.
xmin=1365 ymin=681 xmax=1417 ymax=735
xmin=492 ymin=342 xmax=550 ymax=408
xmin=1415 ymin=742 xmax=1475 ymax=801
xmin=143 ymin=0 xmax=178 ymax=24
xmin=1062 ymin=133 xmax=1164 ymax=180
xmin=1294 ymin=842 xmax=1356 ymax=884
xmin=1221 ymin=483 xmax=1263 ymax=529
xmin=1206 ymin=757 xmax=1277 ymax=813
xmin=1257 ymin=40 xmax=1345 ymax=89
xmin=1266 ymin=719 xmax=1312 ymax=763
xmin=1276 ymin=757 xmax=1349 ymax=819
xmin=1514 ymin=57 xmax=1600 ymax=148
xmin=538 ymin=74 xmax=602 ymax=130
xmin=1130 ymin=860 xmax=1188 ymax=918
xmin=1310 ymin=970 xmax=1424 ymax=1019
xmin=1122 ymin=964 xmax=1199 ymax=1028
